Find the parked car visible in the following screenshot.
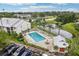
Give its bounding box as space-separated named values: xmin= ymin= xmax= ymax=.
xmin=13 ymin=46 xmax=25 ymax=56
xmin=21 ymin=49 xmax=32 ymax=56
xmin=2 ymin=44 xmax=16 ymax=56
xmin=17 ymin=47 xmax=26 ymax=56
xmin=1 ymin=44 xmax=32 ymax=56
xmin=3 ymin=44 xmax=16 ymax=52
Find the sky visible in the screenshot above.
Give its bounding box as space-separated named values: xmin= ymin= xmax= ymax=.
xmin=0 ymin=3 xmax=79 ymax=12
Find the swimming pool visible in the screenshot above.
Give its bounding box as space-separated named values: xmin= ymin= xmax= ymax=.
xmin=28 ymin=32 xmax=45 ymax=42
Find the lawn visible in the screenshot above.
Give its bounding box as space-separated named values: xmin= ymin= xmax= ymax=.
xmin=44 ymin=16 xmax=57 ymax=24
xmin=0 ymin=30 xmax=24 ymax=50
xmin=62 ymin=23 xmax=78 ymax=36
xmin=46 ymin=20 xmax=57 ymax=24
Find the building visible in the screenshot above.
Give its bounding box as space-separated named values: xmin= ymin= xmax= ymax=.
xmin=53 ymin=35 xmax=69 ymax=53
xmin=40 ymin=24 xmax=73 ymax=39
xmin=45 ymin=24 xmax=57 ymax=29
xmin=51 ymin=29 xmax=73 ymax=39
xmin=14 ymin=13 xmax=31 ymax=18
xmin=0 ymin=18 xmax=31 ymax=34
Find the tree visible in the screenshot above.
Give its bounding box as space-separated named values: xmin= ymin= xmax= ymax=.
xmin=41 ymin=18 xmax=47 ymax=28
xmin=75 ymin=23 xmax=79 ymax=31
xmin=56 ymin=12 xmax=77 ymax=24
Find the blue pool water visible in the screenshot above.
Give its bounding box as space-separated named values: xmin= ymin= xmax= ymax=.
xmin=28 ymin=32 xmax=45 ymax=42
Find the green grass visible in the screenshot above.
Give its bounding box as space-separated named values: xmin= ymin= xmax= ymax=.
xmin=46 ymin=20 xmax=57 ymax=24
xmin=62 ymin=23 xmax=78 ymax=36
xmin=66 ymin=37 xmax=79 ymax=56
xmin=0 ymin=30 xmax=24 ymax=49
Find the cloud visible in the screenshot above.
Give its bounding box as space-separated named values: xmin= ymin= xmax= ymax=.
xmin=6 ymin=3 xmax=22 ymax=5
xmin=18 ymin=5 xmax=56 ymax=12
xmin=63 ymin=8 xmax=78 ymax=12
xmin=30 ymin=5 xmax=55 ymax=8
xmin=15 ymin=6 xmax=51 ymax=12
xmin=55 ymin=3 xmax=68 ymax=5
xmin=6 ymin=3 xmax=37 ymax=6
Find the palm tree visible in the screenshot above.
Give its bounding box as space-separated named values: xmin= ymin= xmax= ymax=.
xmin=35 ymin=16 xmax=41 ymax=26
xmin=2 ymin=9 xmax=5 ymax=17
xmin=41 ymin=17 xmax=47 ymax=29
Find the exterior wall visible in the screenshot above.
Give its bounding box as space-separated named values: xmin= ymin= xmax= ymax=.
xmin=2 ymin=23 xmax=31 ymax=34
xmin=15 ymin=22 xmax=31 ymax=34
xmin=0 ymin=18 xmax=31 ymax=34
xmin=15 ymin=26 xmax=22 ymax=34
xmin=3 ymin=27 xmax=7 ymax=32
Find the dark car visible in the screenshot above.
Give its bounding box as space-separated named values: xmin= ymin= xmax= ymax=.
xmin=2 ymin=44 xmax=19 ymax=56
xmin=13 ymin=46 xmax=25 ymax=56
xmin=8 ymin=45 xmax=19 ymax=55
xmin=21 ymin=49 xmax=32 ymax=56
xmin=17 ymin=47 xmax=26 ymax=56
xmin=3 ymin=44 xmax=16 ymax=52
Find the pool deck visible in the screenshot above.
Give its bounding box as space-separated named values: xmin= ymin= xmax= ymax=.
xmin=23 ymin=28 xmax=54 ymax=52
